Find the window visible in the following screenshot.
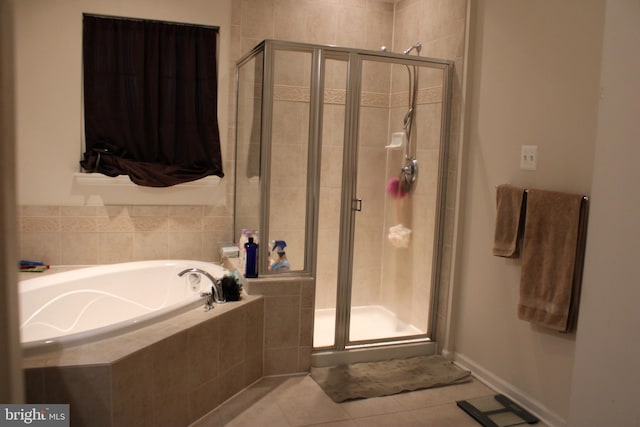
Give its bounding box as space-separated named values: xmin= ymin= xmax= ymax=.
xmin=80 ymin=15 xmax=224 ymax=187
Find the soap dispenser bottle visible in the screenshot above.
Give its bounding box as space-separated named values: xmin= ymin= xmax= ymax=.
xmin=244 ymin=236 xmax=258 ymax=278
xmin=268 ymin=240 xmax=290 ymax=272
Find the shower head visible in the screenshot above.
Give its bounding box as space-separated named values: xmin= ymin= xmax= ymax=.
xmin=403 ymin=41 xmax=422 ymax=56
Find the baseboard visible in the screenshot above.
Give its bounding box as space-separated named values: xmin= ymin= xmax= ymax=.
xmin=451 ymin=352 xmax=567 ymax=427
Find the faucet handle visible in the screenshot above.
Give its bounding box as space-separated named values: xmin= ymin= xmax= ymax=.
xmin=199 ymin=289 xmax=215 ymax=311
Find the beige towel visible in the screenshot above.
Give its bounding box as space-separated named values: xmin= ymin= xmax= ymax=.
xmin=493 ymin=184 xmax=525 ymax=257
xmin=518 ymin=189 xmax=585 ymax=332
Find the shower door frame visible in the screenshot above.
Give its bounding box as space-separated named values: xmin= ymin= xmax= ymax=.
xmin=332 ymin=51 xmax=454 ymax=352
xmin=234 ymin=40 xmax=454 ymax=354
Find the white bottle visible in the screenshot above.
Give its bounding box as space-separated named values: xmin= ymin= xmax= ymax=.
xmin=238 ymin=229 xmax=250 ymax=266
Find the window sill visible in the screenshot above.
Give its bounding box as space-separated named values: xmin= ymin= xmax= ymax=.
xmin=73 ymin=173 xmax=221 ymax=187
xmin=72 ymin=173 xmax=225 ymax=206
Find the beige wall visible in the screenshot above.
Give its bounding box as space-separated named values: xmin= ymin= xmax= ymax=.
xmin=568 ymin=1 xmax=640 ymax=425
xmin=453 ymin=1 xmax=605 ymax=425
xmin=14 ymin=0 xmax=233 ymax=206
xmin=13 ymin=0 xmax=235 ymax=264
xmin=1 ymin=0 xmax=24 ymax=403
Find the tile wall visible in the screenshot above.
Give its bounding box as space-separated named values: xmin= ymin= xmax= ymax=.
xmin=23 ymin=296 xmax=264 ymax=427
xmin=230 ymin=0 xmax=467 ymax=348
xmin=381 ymin=65 xmax=445 ymax=331
xmin=17 ymin=204 xmax=233 ymax=265
xmin=392 ymin=0 xmax=468 ymax=349
xmin=243 ymin=276 xmax=316 ymax=375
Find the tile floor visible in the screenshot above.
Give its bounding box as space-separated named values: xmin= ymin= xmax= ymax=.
xmin=190 ymin=374 xmax=549 ymax=427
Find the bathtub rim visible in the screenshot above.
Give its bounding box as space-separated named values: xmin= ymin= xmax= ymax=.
xmin=19 ymin=259 xmax=230 ymax=357
xmin=19 ymin=259 xmax=226 ymax=291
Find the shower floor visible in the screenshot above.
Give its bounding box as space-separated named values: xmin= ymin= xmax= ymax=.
xmin=313 ymin=305 xmax=424 ymax=348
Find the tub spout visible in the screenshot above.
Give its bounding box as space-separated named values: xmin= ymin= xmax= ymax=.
xmin=178 ymin=268 xmax=226 ymax=304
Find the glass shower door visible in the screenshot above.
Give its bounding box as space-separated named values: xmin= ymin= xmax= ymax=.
xmin=308 ymin=47 xmax=452 ymax=352
xmin=313 ymin=55 xmax=349 ymax=348
xmin=346 ymin=57 xmax=447 ymax=346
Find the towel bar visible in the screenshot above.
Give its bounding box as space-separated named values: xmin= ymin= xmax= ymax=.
xmin=495 ymin=185 xmax=589 ymax=201
xmin=523 ymin=189 xmax=589 ymax=201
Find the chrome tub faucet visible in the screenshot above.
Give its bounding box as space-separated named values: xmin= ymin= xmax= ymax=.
xmin=178 ymin=268 xmax=226 ymax=311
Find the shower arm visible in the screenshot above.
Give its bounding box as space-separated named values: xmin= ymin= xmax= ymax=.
xmin=403 ymin=41 xmax=422 ymax=56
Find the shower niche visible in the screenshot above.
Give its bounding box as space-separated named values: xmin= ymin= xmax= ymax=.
xmin=234 ymin=40 xmax=453 ymax=358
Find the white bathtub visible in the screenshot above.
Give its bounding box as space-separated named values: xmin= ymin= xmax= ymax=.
xmin=19 ymin=260 xmax=229 ymax=355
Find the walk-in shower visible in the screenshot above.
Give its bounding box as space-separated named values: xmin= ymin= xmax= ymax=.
xmin=234 ymin=40 xmax=453 ymax=364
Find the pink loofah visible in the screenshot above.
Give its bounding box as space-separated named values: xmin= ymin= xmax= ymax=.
xmin=386 ymin=177 xmax=407 ymax=199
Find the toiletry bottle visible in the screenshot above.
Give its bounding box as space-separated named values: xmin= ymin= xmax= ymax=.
xmin=268 ymin=240 xmax=290 ymax=272
xmin=244 ymin=236 xmax=258 ymax=278
xmin=238 ymin=229 xmax=250 ymax=269
xmin=268 ymin=240 xmax=278 ymax=269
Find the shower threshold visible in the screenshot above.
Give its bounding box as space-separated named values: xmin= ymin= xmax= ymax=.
xmin=312 ymin=305 xmax=435 ymax=367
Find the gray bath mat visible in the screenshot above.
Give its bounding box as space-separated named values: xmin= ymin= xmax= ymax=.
xmin=310 ymin=355 xmax=472 ymax=403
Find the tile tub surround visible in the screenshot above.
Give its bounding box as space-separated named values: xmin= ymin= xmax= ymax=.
xmin=23 ymin=295 xmax=264 ymax=427
xmin=222 ymin=257 xmax=315 ymax=375
xmin=240 ymin=274 xmax=315 ymax=376
xmin=16 ymin=204 xmax=233 ymax=265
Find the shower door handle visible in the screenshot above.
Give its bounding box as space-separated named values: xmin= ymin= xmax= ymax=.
xmin=352 ymin=198 xmax=362 ymax=212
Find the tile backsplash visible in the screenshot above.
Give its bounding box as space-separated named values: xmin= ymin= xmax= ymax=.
xmin=17 ymin=205 xmax=233 ymax=265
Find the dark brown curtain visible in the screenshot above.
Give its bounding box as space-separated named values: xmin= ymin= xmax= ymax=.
xmin=81 ymin=15 xmax=224 ymax=187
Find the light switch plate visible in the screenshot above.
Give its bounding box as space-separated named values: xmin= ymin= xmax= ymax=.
xmin=520 ymin=145 xmax=538 ymax=170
